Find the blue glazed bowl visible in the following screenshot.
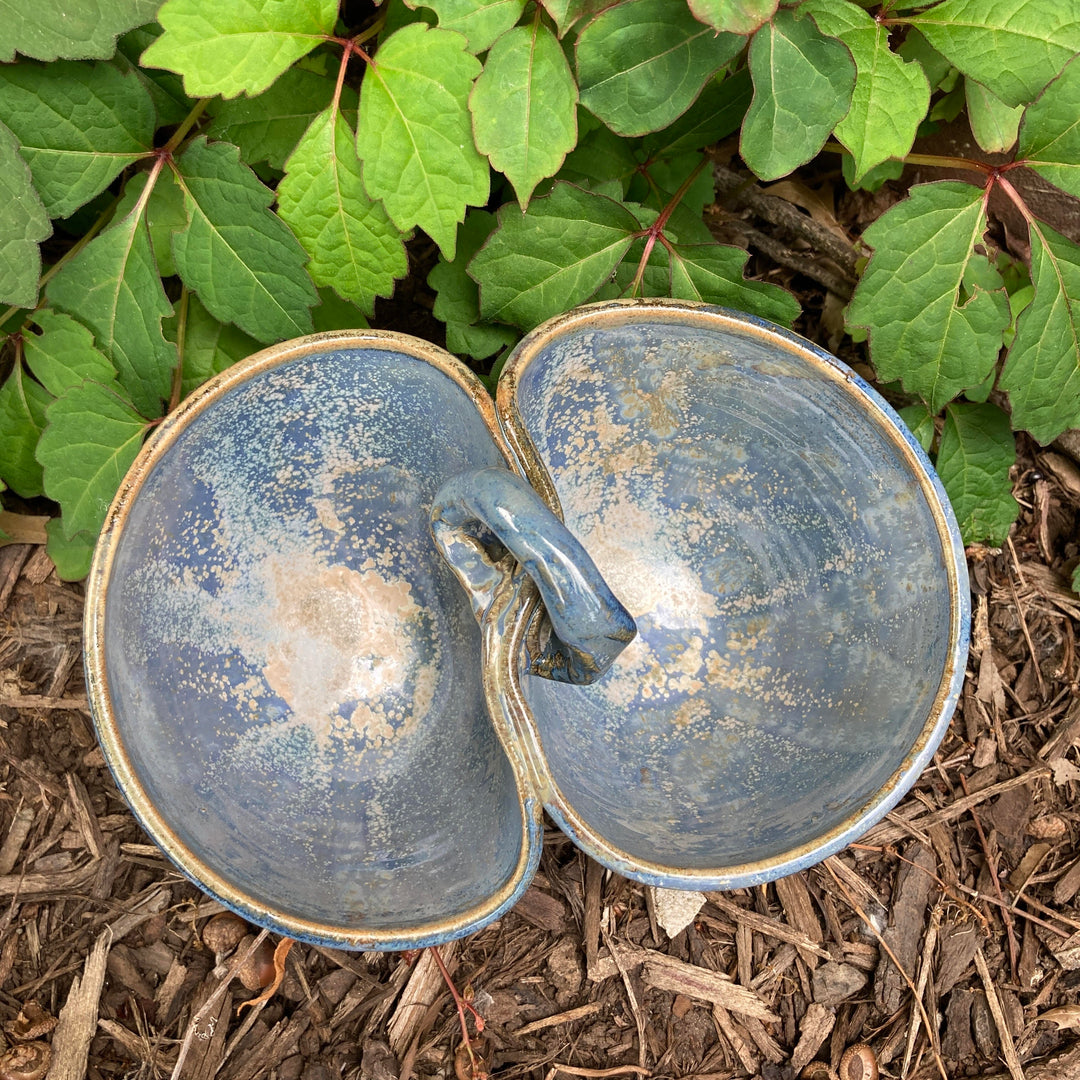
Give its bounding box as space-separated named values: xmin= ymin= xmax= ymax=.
xmin=86 ymin=301 xmax=969 ymax=948
xmin=493 ymin=300 xmax=969 ymax=889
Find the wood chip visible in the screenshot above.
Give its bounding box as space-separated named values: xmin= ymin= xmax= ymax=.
xmin=711 ymin=1004 xmax=759 ymax=1075
xmin=790 ymin=1002 xmax=835 ymax=1072
xmin=875 ymin=844 xmax=935 ymax=1016
xmin=639 ymin=951 xmax=778 ymax=1023
xmin=387 ymin=942 xmax=458 ymax=1058
xmin=973 ymin=947 xmax=1026 ymax=1080
xmin=774 ymin=873 xmax=823 ymax=968
xmin=515 ymin=1002 xmax=604 ymax=1037
xmin=705 ymin=894 xmax=830 ymax=959
xmin=515 ymin=885 xmax=568 ymax=932
xmin=0 ymin=804 xmax=34 ymax=876
xmin=47 ymin=927 xmax=111 ymax=1080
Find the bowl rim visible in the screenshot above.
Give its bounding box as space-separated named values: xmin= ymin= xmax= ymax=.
xmin=84 ymin=329 xmax=544 ymax=949
xmin=494 ymin=298 xmax=972 ymax=889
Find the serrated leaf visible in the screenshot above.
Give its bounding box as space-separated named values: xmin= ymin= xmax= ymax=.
xmin=668 ymin=242 xmax=800 ymax=326
xmin=278 ymin=107 xmax=407 ymax=315
xmin=45 ymin=517 xmax=95 ymax=581
xmin=641 ymin=69 xmax=752 ymax=159
xmin=846 ymin=181 xmax=1010 ymax=411
xmin=168 ymin=293 xmax=261 ymax=399
xmin=116 ymin=25 xmax=194 ymax=128
xmin=410 ymin=0 xmax=526 ymax=53
xmin=741 ymin=8 xmax=856 ymax=181
xmin=1017 ymin=57 xmax=1080 ymax=199
xmin=0 ymin=121 xmax=49 ymax=308
xmin=23 ymin=309 xmax=115 ymax=397
xmin=38 ymin=380 xmax=150 ymax=540
xmin=936 ymin=402 xmax=1018 ymax=545
xmin=908 ymin=0 xmax=1080 ymax=107
xmin=688 ymin=0 xmax=778 ymax=35
xmin=471 ymin=23 xmax=577 ymax=208
xmin=0 ymin=362 xmax=50 ymax=496
xmin=470 ymin=181 xmax=640 ymax=329
xmin=0 ymin=0 xmax=159 ymax=62
xmin=141 ymin=0 xmax=338 ymax=98
xmin=0 ymin=61 xmax=155 ymax=219
xmin=429 ymin=210 xmax=519 ymax=360
xmin=999 ymin=221 xmax=1080 ymax=443
xmin=801 ymin=0 xmax=929 ymax=181
xmin=47 ymin=178 xmax=175 ymax=418
xmin=897 ymin=27 xmax=953 ymax=92
xmin=356 ymin=24 xmax=488 ymax=260
xmin=966 ymin=79 xmax=1023 ymax=153
xmin=207 ymin=66 xmax=358 ymax=170
xmin=172 ymin=137 xmax=317 ymax=342
xmin=576 ymin=0 xmax=744 ymax=137
xmin=113 ymin=166 xmax=186 ymax=278
xmin=898 ymin=402 xmax=935 ymax=453
xmin=541 ymin=0 xmax=609 ymax=37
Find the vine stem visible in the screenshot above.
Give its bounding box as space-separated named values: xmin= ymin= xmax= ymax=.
xmin=162 ymin=98 xmax=211 ymax=155
xmin=429 ymin=946 xmax=485 ymax=1078
xmin=168 ymin=287 xmax=190 ymax=414
xmin=628 ymin=155 xmax=710 ymax=295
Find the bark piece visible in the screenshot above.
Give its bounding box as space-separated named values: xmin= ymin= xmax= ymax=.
xmin=790 ymin=1002 xmax=836 ymax=1072
xmin=46 ymin=928 xmax=111 ymax=1080
xmin=874 ymin=843 xmax=935 ymax=1015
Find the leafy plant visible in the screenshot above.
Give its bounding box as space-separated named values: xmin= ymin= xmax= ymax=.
xmin=2 ymin=0 xmax=1080 ymax=577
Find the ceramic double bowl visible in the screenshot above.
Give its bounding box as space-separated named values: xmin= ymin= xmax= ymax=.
xmin=85 ymin=299 xmax=969 ymax=949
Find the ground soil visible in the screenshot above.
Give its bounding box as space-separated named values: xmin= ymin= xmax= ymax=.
xmin=3 ymin=154 xmax=1080 ymax=1080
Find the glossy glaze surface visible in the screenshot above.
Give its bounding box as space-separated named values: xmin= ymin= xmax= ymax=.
xmin=87 ymin=333 xmax=543 ymax=948
xmin=498 ymin=301 xmax=969 ymax=888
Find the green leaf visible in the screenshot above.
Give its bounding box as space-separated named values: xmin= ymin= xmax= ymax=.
xmin=0 ymin=121 xmax=50 ymax=308
xmin=558 ymin=115 xmax=639 ymax=198
xmin=966 ymin=80 xmax=1023 ymax=153
xmin=741 ymin=8 xmax=856 ymax=181
xmin=45 ymin=517 xmax=95 ymax=581
xmin=668 ymin=242 xmax=800 ymax=326
xmin=801 ymin=0 xmax=929 ymax=181
xmin=541 ymin=0 xmax=609 ymax=37
xmin=471 ymin=23 xmax=578 ymax=208
xmin=116 ymin=24 xmax=194 ymax=128
xmin=1017 ymin=57 xmax=1080 ymax=200
xmin=846 ymin=181 xmax=1010 ymax=412
xmin=0 ymin=61 xmax=155 ymax=219
xmin=278 ymin=106 xmax=408 ymax=316
xmin=999 ymin=221 xmax=1080 ymax=443
xmin=470 ymin=182 xmax=640 ymax=329
xmin=113 ymin=166 xmax=187 ymax=278
xmin=38 ymin=380 xmax=150 ymax=540
xmin=688 ymin=0 xmax=778 ymax=35
xmin=641 ymin=69 xmax=752 ymax=159
xmin=897 ymin=27 xmax=953 ymax=92
xmin=170 ymin=293 xmax=261 ymax=399
xmin=936 ymin=402 xmax=1018 ymax=545
xmin=310 ymin=287 xmax=372 ymax=333
xmin=0 ymin=361 xmax=49 ymax=496
xmin=576 ymin=0 xmax=744 ymax=137
xmin=23 ymin=309 xmax=115 ymax=396
xmin=172 ymin=137 xmax=317 ymax=342
xmin=47 ymin=177 xmax=175 ymax=418
xmin=412 ymin=0 xmax=526 ymax=53
xmin=908 ymin=0 xmax=1080 ymax=107
xmin=429 ymin=210 xmax=519 ymax=360
xmin=0 ymin=0 xmax=159 ymax=62
xmin=207 ymin=66 xmax=358 ymax=170
xmin=898 ymin=402 xmax=935 ymax=454
xmin=356 ymin=24 xmax=488 ymax=260
xmin=141 ymin=0 xmax=338 ymax=98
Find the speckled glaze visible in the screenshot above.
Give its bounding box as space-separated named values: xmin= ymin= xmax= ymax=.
xmin=495 ymin=300 xmax=969 ymax=889
xmin=87 ymin=302 xmax=969 ymax=948
xmin=85 ymin=332 xmax=554 ymax=949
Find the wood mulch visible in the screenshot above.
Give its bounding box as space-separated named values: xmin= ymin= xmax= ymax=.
xmin=3 ymin=156 xmax=1080 ymax=1080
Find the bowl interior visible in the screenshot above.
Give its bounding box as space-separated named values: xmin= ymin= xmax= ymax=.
xmin=96 ymin=344 xmax=532 ymax=943
xmin=506 ymin=310 xmax=965 ymax=882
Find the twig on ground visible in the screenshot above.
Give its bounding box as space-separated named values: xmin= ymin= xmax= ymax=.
xmin=973 ymin=947 xmax=1027 ymax=1080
